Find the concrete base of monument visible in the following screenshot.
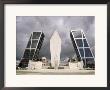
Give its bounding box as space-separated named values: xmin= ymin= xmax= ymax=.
xmin=69 ymin=61 xmax=84 ymax=70
xmin=16 ymin=69 xmax=95 ymax=75
xmin=28 ymin=60 xmax=42 ymax=70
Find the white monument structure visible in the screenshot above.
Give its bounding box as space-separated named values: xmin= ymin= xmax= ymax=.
xmin=50 ymin=31 xmax=61 ymax=69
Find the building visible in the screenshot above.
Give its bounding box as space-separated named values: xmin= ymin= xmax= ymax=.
xmin=70 ymin=30 xmax=95 ymax=68
xmin=50 ymin=31 xmax=61 ymax=68
xmin=18 ymin=32 xmax=45 ymax=68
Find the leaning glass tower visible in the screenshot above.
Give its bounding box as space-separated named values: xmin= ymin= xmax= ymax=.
xmin=70 ymin=30 xmax=95 ymax=68
xmin=18 ymin=32 xmax=45 ymax=68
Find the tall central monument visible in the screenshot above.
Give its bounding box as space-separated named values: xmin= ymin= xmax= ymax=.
xmin=50 ymin=31 xmax=61 ymax=69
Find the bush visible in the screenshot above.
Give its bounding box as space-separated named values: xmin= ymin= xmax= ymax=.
xmin=58 ymin=67 xmax=64 ymax=69
xmin=48 ymin=67 xmax=54 ymax=69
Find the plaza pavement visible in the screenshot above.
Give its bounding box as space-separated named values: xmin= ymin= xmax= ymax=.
xmin=16 ymin=69 xmax=95 ymax=75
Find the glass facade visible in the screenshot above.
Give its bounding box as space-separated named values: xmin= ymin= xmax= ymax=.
xmin=76 ymin=39 xmax=83 ymax=47
xmin=70 ymin=30 xmax=94 ymax=68
xmin=79 ymin=48 xmax=84 ymax=57
xmin=31 ymin=40 xmax=38 ymax=48
xmin=83 ymin=39 xmax=89 ymax=47
xmin=32 ymin=32 xmax=41 ymax=39
xmin=18 ymin=32 xmax=45 ymax=68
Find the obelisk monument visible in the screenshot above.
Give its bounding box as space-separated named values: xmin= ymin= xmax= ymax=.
xmin=50 ymin=31 xmax=61 ymax=69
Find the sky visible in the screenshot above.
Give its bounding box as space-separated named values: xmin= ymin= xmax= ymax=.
xmin=16 ymin=16 xmax=95 ymax=61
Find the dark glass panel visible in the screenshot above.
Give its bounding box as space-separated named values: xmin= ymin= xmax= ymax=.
xmin=79 ymin=48 xmax=84 ymax=57
xmin=33 ymin=49 xmax=39 ymax=60
xmin=76 ymin=39 xmax=83 ymax=47
xmin=31 ymin=49 xmax=35 ymax=52
xmin=30 ymin=49 xmax=35 ymax=59
xmin=83 ymin=39 xmax=89 ymax=47
xmin=26 ymin=40 xmax=31 ymax=48
xmin=31 ymin=40 xmax=38 ymax=48
xmin=23 ymin=49 xmax=30 ymax=59
xmin=84 ymin=48 xmax=93 ymax=57
xmin=37 ymin=42 xmax=42 ymax=49
xmin=72 ymin=31 xmax=82 ymax=38
xmin=85 ymin=58 xmax=94 ymax=61
xmin=32 ymin=32 xmax=41 ymax=39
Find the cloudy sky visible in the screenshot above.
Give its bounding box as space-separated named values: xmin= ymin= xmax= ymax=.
xmin=16 ymin=16 xmax=95 ymax=61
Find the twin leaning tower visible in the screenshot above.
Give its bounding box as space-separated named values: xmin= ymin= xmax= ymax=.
xmin=18 ymin=30 xmax=94 ymax=68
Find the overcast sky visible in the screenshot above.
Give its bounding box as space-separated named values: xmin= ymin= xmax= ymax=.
xmin=16 ymin=16 xmax=95 ymax=61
